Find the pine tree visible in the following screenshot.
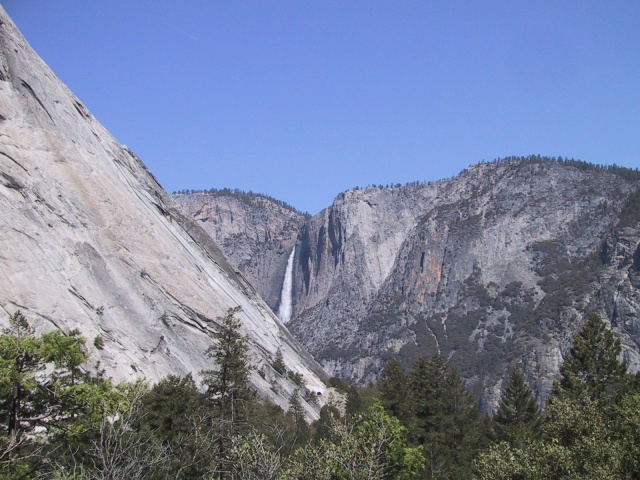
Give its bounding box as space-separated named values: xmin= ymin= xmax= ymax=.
xmin=378 ymin=358 xmax=413 ymax=425
xmin=410 ymin=353 xmax=482 ymax=479
xmin=313 ymin=404 xmax=340 ymax=443
xmin=0 ymin=312 xmax=88 ymax=445
xmin=202 ymin=306 xmax=252 ymax=418
xmin=475 ymin=314 xmax=638 ymax=479
xmin=555 ymin=313 xmax=628 ymax=402
xmin=141 ymin=373 xmax=203 ymax=440
xmin=200 ymin=306 xmax=253 ymax=478
xmin=272 ymin=347 xmax=286 ymax=375
xmin=140 ymin=374 xmax=215 ymax=479
xmin=344 ymin=385 xmax=362 ymax=419
xmin=288 ymin=388 xmax=310 ymax=446
xmin=493 ymin=366 xmax=542 ymax=447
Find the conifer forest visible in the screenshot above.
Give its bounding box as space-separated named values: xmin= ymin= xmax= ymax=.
xmin=2 ymin=307 xmax=640 ymax=479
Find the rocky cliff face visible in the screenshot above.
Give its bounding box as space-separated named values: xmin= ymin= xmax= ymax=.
xmin=178 ymin=158 xmax=640 ymax=409
xmin=289 ymin=160 xmax=640 ymax=408
xmin=0 ymin=6 xmax=328 ymax=418
xmin=173 ymin=191 xmax=306 ymax=312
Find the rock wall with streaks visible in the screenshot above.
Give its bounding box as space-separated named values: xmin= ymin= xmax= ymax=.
xmin=0 ymin=6 xmax=328 ymax=419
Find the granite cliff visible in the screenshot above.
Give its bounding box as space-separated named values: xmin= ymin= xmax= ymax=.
xmin=173 ymin=189 xmax=307 ymax=312
xmin=0 ymin=6 xmax=328 ymax=418
xmin=177 ymin=159 xmax=640 ymax=409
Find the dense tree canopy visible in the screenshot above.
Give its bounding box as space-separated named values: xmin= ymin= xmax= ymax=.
xmin=474 ymin=312 xmax=640 ymax=479
xmin=3 ymin=305 xmax=638 ymax=479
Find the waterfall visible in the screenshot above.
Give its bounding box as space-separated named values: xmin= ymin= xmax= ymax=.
xmin=277 ymin=246 xmax=295 ymax=323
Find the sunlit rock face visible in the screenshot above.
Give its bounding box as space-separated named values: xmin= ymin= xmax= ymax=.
xmin=173 ymin=191 xmax=306 ymax=312
xmin=182 ymin=158 xmax=640 ymax=410
xmin=290 ymin=161 xmax=640 ymax=409
xmin=295 ymin=161 xmax=640 ymax=409
xmin=0 ymin=6 xmax=328 ymax=419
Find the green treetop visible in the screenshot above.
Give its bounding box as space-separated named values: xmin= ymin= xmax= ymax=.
xmin=493 ymin=366 xmax=542 ymax=448
xmin=555 ymin=313 xmax=628 ymax=402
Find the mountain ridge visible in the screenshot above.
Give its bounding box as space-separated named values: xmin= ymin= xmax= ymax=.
xmin=175 ymin=157 xmax=640 ymax=410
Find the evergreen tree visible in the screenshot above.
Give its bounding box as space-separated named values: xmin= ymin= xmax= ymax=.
xmin=202 ymin=306 xmax=253 ymax=421
xmin=408 ymin=356 xmax=434 ymax=445
xmin=141 ymin=374 xmax=203 ymax=441
xmin=0 ymin=311 xmax=155 ymax=477
xmin=555 ymin=313 xmax=628 ymax=402
xmin=288 ymin=388 xmax=310 ymax=446
xmin=272 ymin=347 xmax=286 ymax=375
xmin=0 ymin=311 xmax=90 ymax=473
xmin=493 ymin=366 xmax=542 ymax=448
xmin=475 ymin=313 xmax=640 ymax=479
xmin=313 ymin=404 xmax=340 ymax=443
xmin=344 ymin=385 xmax=362 ymax=419
xmin=140 ymin=374 xmax=216 ymax=478
xmin=410 ymin=353 xmax=482 ymax=479
xmin=0 ymin=311 xmax=48 ymax=446
xmin=378 ymin=358 xmax=413 ymax=425
xmin=200 ymin=306 xmax=253 ymax=478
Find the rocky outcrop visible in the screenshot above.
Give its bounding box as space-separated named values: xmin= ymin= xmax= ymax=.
xmin=595 ymin=192 xmax=640 ymax=367
xmin=0 ymin=6 xmax=328 ymax=418
xmin=173 ymin=191 xmax=306 ymax=312
xmin=287 ymin=160 xmax=640 ymax=408
xmin=180 ymin=157 xmax=640 ymax=410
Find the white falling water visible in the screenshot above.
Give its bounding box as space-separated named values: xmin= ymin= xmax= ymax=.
xmin=277 ymin=246 xmax=296 ymax=323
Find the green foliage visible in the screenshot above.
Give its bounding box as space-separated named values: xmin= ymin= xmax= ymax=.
xmin=7 ymin=296 xmax=640 ymax=478
xmin=272 ymin=347 xmax=286 ymax=375
xmin=619 ymin=187 xmax=640 ymax=227
xmin=410 ymin=354 xmax=483 ymax=479
xmin=312 ymin=404 xmax=341 ymax=443
xmin=283 ymin=443 xmax=333 ymax=480
xmin=0 ymin=312 xmax=94 ymax=475
xmin=475 ymin=395 xmax=632 ymax=479
xmin=324 ymin=376 xmax=349 ymax=393
xmin=554 ymin=313 xmax=628 ymax=403
xmin=345 ymin=385 xmax=362 ymax=419
xmin=493 ymin=366 xmax=542 ymax=447
xmin=285 ymin=401 xmax=424 ymax=480
xmin=288 ymin=370 xmax=305 ymax=387
xmin=93 ymin=334 xmax=105 ymax=350
xmin=611 ymin=393 xmax=640 ymax=475
xmin=288 ymin=389 xmax=310 ymax=447
xmin=0 ymin=311 xmax=176 ymax=477
xmin=202 ymin=306 xmax=251 ymax=400
xmin=379 ymin=359 xmax=412 ymax=424
xmin=201 ymin=306 xmax=254 ymax=475
xmin=355 ymin=384 xmax=380 ymax=412
xmin=63 ymin=382 xmax=171 ymax=479
xmin=139 ymin=374 xmax=217 ymax=478
xmin=227 ymin=431 xmax=284 ymax=480
xmin=330 ymin=401 xmax=424 ymax=480
xmin=141 ymin=373 xmax=203 ymax=440
xmin=474 ymin=312 xmax=640 ymax=479
xmin=0 ymin=311 xmax=48 ymax=431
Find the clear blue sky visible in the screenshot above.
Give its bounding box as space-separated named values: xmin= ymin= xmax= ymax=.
xmin=3 ymin=1 xmax=639 ymax=214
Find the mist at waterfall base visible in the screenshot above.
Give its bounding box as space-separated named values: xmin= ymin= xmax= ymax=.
xmin=277 ymin=247 xmax=296 ymax=324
